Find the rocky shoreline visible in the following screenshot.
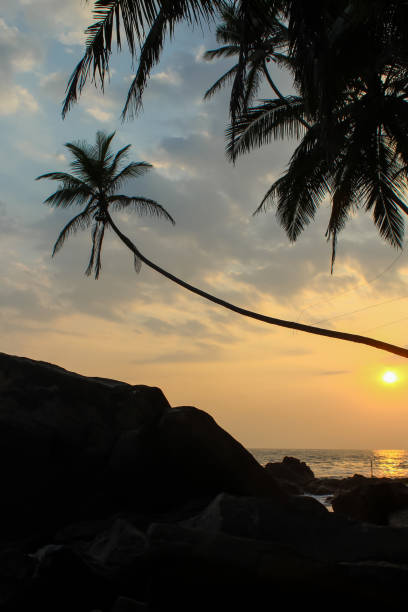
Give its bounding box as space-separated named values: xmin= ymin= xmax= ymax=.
xmin=1 ymin=352 xmax=408 ymax=610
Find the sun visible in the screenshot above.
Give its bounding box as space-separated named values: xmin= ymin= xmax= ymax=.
xmin=382 ymin=370 xmax=398 ymax=384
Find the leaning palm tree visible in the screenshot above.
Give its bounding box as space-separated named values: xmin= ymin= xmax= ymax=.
xmin=37 ymin=131 xmax=408 ymax=359
xmin=36 ymin=131 xmax=175 ymax=278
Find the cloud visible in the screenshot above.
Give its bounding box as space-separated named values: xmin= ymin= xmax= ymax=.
xmin=0 ymin=19 xmax=41 ymax=115
xmin=39 ymin=71 xmax=67 ymax=102
xmin=0 ymin=201 xmax=21 ymax=236
xmin=15 ymin=140 xmax=66 ymax=163
xmin=132 ymin=341 xmax=223 ymax=364
xmin=86 ymin=107 xmax=114 ymax=122
xmin=8 ymin=0 xmax=93 ymax=47
xmin=0 ymin=18 xmax=41 ymax=76
xmin=151 ymin=69 xmax=182 ymax=86
xmin=0 ymin=85 xmax=39 ymax=116
xmin=316 ymin=370 xmax=351 ymax=376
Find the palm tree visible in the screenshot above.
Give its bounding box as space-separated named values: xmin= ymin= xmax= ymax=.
xmin=62 ymin=0 xmax=225 ymax=119
xmin=37 ymin=131 xmax=408 ymax=359
xmin=62 ymin=1 xmax=278 ymax=120
xmin=203 ymin=1 xmax=291 ymax=124
xmin=36 ymin=131 xmax=175 ymax=278
xmin=228 ymin=1 xmax=408 ymax=270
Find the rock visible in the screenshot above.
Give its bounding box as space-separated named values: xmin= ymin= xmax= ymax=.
xmin=145 ymin=521 xmax=408 ymax=609
xmin=0 ymin=352 xmax=171 ymax=537
xmin=30 ymin=545 xmax=116 ymax=611
xmin=305 ymin=477 xmax=345 ymax=495
xmin=305 ymin=474 xmax=367 ymax=495
xmin=0 ymin=352 xmax=284 ymax=540
xmin=264 ymin=456 xmax=314 ymax=492
xmin=146 ymin=522 xmax=332 ymax=610
xmin=154 ymin=406 xmax=286 ymax=503
xmin=389 ymin=507 xmax=408 ymax=527
xmin=47 ymin=517 xmax=150 ymax=603
xmin=0 ymin=548 xmax=36 ymax=608
xmin=332 ymin=480 xmax=408 ymax=525
xmin=111 ymin=596 xmax=148 ymax=611
xmin=181 ymin=493 xmax=408 ymax=564
xmin=85 ymin=518 xmax=147 ymax=567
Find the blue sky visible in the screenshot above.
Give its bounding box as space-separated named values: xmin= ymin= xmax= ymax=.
xmin=2 ymin=1 xmax=408 ymax=448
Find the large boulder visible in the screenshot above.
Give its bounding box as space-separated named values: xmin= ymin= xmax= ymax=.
xmin=153 ymin=405 xmax=285 ymax=502
xmin=0 ymin=352 xmax=283 ymax=539
xmin=332 ymin=479 xmax=408 ymax=525
xmin=182 ymin=493 xmax=408 ymax=564
xmin=145 ymin=518 xmax=408 ymax=610
xmin=0 ymin=352 xmax=170 ymax=537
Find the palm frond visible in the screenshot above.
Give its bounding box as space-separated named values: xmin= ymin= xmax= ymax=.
xmin=94 ymin=222 xmax=106 ymax=279
xmin=36 ymin=172 xmax=90 ymax=188
xmin=96 ymin=130 xmax=116 ymax=163
xmin=243 ymin=63 xmax=263 ymax=108
xmin=121 ymin=5 xmax=169 ymax=119
xmin=86 ymin=223 xmax=100 ymax=277
xmin=108 ymin=195 xmax=175 ymax=224
xmin=62 ymin=0 xmax=161 ymax=117
xmin=369 ymin=185 xmax=405 ymax=248
xmin=254 ymin=129 xmax=330 ymax=241
xmin=326 ymin=184 xmax=358 ymax=273
xmin=63 ymin=0 xmax=219 ymax=117
xmin=363 ymin=137 xmax=406 ymax=248
xmin=36 ymin=172 xmax=94 ymax=198
xmin=383 ymin=96 xmax=408 ymax=177
xmin=85 ymin=221 xmax=109 ymax=279
xmin=52 ymin=205 xmax=95 ymax=255
xmin=109 ymin=162 xmax=152 ymax=191
xmin=109 ymin=144 xmax=132 ymax=176
xmin=43 ymin=188 xmax=93 ymax=209
xmin=203 ymin=45 xmax=240 ymax=60
xmin=134 ymin=252 xmax=142 ymax=273
xmin=65 ymin=142 xmax=102 ymax=186
xmin=203 ymin=64 xmax=238 ymax=100
xmin=226 ymin=97 xmax=307 ymax=161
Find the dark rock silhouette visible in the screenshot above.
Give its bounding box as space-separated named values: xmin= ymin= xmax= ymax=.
xmin=332 ymin=479 xmax=408 ymax=525
xmin=264 ymin=455 xmax=315 ymax=492
xmin=2 ymin=351 xmax=408 ymax=610
xmin=0 ymin=351 xmax=283 ymax=539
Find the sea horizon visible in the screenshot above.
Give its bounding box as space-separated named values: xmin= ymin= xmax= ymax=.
xmin=248 ymin=448 xmax=408 ymax=479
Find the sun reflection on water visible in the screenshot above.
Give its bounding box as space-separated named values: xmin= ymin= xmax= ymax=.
xmin=251 ymin=448 xmax=408 ymax=479
xmin=372 ymin=449 xmax=408 ymax=478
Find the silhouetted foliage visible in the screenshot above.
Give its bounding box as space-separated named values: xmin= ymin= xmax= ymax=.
xmin=38 ymin=131 xmax=408 ymax=358
xmin=63 ymin=1 xmax=408 ymax=268
xmin=37 ymin=131 xmax=174 ymax=278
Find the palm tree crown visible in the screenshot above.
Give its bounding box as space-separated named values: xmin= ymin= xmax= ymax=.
xmin=36 ymin=131 xmax=174 ymax=278
xmin=228 ymin=2 xmax=408 ymax=269
xmin=203 ymin=0 xmax=289 ymax=123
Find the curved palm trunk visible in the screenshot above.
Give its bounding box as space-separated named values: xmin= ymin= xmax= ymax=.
xmin=107 ymin=213 xmax=408 ymax=359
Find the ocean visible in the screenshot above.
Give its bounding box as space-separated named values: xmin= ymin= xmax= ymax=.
xmin=249 ymin=448 xmax=408 ymax=479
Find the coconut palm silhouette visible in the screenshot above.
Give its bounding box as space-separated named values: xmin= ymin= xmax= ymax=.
xmin=37 ymin=131 xmax=408 ymax=359
xmin=36 ymin=131 xmax=174 ymax=278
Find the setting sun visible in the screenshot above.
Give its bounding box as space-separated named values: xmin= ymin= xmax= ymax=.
xmin=382 ymin=371 xmax=398 ymax=384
